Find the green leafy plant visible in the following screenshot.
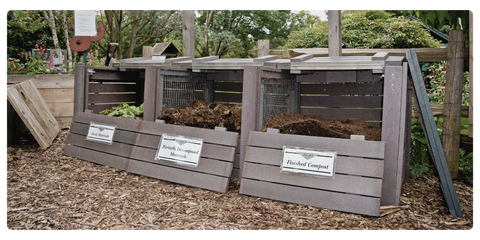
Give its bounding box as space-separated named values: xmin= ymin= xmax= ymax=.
xmin=424 ymin=61 xmax=470 ymax=106
xmin=409 ymin=119 xmax=434 ymax=179
xmin=99 ymin=103 xmax=144 ymax=120
xmin=458 ymin=149 xmax=473 ymax=186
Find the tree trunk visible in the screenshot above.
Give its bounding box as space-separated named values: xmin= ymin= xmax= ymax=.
xmin=443 ymin=29 xmax=465 ymax=179
xmin=127 ymin=10 xmax=142 ymax=59
xmin=62 ymin=10 xmax=73 ymax=70
xmin=202 ymin=10 xmax=214 ymax=57
xmin=43 ymin=10 xmax=63 ymax=66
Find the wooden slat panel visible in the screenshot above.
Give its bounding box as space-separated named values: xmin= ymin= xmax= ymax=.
xmin=7 ymin=81 xmax=60 ymax=149
xmin=300 ymin=107 xmax=383 ymax=121
xmin=130 ymin=146 xmax=233 ymax=177
xmin=242 ymin=162 xmax=382 ymax=197
xmin=63 ymin=145 xmax=129 ymax=170
xmin=38 ymin=88 xmax=74 ymax=102
xmin=247 ymin=131 xmax=385 ymax=159
xmin=87 ymin=93 xmax=140 ymax=104
xmin=47 ymin=102 xmax=74 ymax=117
xmin=239 ymin=179 xmax=381 ymax=216
xmin=127 ymin=160 xmax=230 ymax=192
xmin=213 ymin=92 xmax=243 ymax=103
xmin=67 ymin=133 xmax=133 ymax=158
xmin=357 ymin=70 xmax=383 ymax=83
xmin=245 ymin=146 xmax=384 ymax=178
xmin=89 ymin=70 xmax=140 ymax=81
xmin=72 ymin=111 xmax=142 ymax=131
xmin=300 ymin=82 xmax=383 ymax=95
xmin=69 ymin=121 xmax=138 ymax=145
xmin=139 ymin=121 xmax=238 ymax=146
xmin=300 ymin=96 xmax=383 ymax=108
xmin=88 ymin=83 xmax=139 ymax=93
xmin=206 ymin=71 xmax=244 ymax=81
xmin=213 ymin=81 xmax=243 ymax=92
xmin=133 ymin=133 xmax=236 ymax=161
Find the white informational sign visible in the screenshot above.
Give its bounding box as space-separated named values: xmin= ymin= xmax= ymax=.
xmin=74 ymin=10 xmax=97 ymax=37
xmin=155 ymin=133 xmax=203 ymax=168
xmin=86 ymin=122 xmax=116 ymax=145
xmin=281 ymin=146 xmax=337 ymax=178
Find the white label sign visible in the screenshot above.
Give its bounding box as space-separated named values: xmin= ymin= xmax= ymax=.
xmin=74 ymin=10 xmax=97 ymax=37
xmin=86 ymin=122 xmax=116 ymax=145
xmin=155 ymin=133 xmax=203 ymax=168
xmin=281 ymin=146 xmax=337 ymax=178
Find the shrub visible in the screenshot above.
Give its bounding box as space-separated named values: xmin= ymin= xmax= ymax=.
xmin=281 ymin=10 xmax=442 ymax=49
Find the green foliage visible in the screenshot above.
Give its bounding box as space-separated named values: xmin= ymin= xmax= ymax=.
xmin=409 ymin=119 xmax=434 ymax=179
xmin=423 ymin=61 xmax=470 ymax=106
xmin=458 ymin=149 xmax=473 ymax=186
xmin=99 ymin=103 xmax=144 ymax=120
xmin=281 ymin=10 xmax=442 ymax=49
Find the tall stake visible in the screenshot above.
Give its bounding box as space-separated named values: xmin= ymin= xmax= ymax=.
xmin=443 ymin=30 xmax=465 ymax=179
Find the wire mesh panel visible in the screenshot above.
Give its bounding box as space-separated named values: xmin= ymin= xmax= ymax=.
xmin=260 ymin=77 xmax=296 ymax=127
xmin=162 ymin=73 xmax=207 ymax=109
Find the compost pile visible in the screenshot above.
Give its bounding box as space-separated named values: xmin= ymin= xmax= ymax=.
xmin=6 ymin=130 xmax=474 ymax=230
xmin=159 ymin=100 xmax=242 ymax=133
xmin=262 ymin=112 xmax=382 ymax=141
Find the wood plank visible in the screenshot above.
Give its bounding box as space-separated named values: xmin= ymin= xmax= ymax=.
xmin=69 ymin=121 xmax=138 ymax=145
xmin=300 ymin=82 xmax=383 ymax=95
xmin=466 ymin=7 xmax=477 ymax=138
xmin=206 ymin=71 xmax=244 ymax=81
xmin=239 ymin=178 xmax=381 ymax=216
xmin=63 ymin=145 xmax=129 ymax=170
xmin=87 ymin=93 xmax=140 ymax=104
xmin=127 ymin=160 xmax=230 ymax=192
xmin=245 ymin=146 xmax=384 ymax=178
xmin=213 ymin=81 xmax=244 ymax=92
xmin=7 ymin=81 xmax=60 ymax=150
xmin=300 ymin=107 xmax=383 ymax=121
xmin=139 ymin=120 xmax=238 ymax=147
xmin=74 ymin=63 xmax=86 ymax=112
xmin=47 ymin=102 xmax=74 ymax=117
xmin=67 ymin=133 xmax=133 ymax=158
xmin=380 ymin=63 xmax=404 ymax=206
xmin=130 ymin=146 xmax=233 ymax=177
xmin=406 ymin=48 xmax=463 ymax=218
xmin=300 ymin=95 xmax=383 ymax=108
xmin=7 ymin=74 xmax=75 ymax=88
xmin=143 ymin=66 xmax=157 ymax=122
xmin=38 ymin=88 xmax=74 ymax=102
xmin=72 ymin=111 xmax=142 ymax=131
xmin=88 ymin=83 xmax=139 ymax=93
xmin=247 ymin=131 xmax=385 ymax=159
xmin=213 ymin=92 xmax=243 ymax=103
xmin=242 ymin=162 xmax=382 ymax=197
xmin=89 ymin=70 xmax=140 ymax=81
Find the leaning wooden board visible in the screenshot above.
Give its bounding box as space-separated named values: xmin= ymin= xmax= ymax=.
xmin=240 ymin=130 xmax=385 ymax=216
xmin=64 ymin=111 xmax=238 ymax=193
xmin=7 ymin=80 xmax=60 ymax=150
xmin=405 ymin=48 xmax=463 ymax=218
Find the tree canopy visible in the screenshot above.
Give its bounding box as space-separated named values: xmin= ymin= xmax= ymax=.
xmin=281 ymin=10 xmax=443 ymax=49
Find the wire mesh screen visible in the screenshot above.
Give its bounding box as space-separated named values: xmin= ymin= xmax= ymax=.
xmin=162 ymin=73 xmax=207 ymax=109
xmin=260 ymin=77 xmax=296 ymax=127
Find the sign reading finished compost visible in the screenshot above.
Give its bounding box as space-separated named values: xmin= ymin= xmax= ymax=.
xmin=155 ymin=133 xmax=203 ymax=168
xmin=281 ymin=146 xmax=337 ymax=178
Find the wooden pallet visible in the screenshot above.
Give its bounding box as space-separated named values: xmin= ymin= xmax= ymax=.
xmin=64 ymin=111 xmax=238 ymax=193
xmin=239 ymin=130 xmax=385 ymax=216
xmin=7 ymin=80 xmax=60 ymax=149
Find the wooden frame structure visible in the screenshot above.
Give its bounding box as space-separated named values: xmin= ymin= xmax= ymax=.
xmin=239 ymin=53 xmax=411 ymax=207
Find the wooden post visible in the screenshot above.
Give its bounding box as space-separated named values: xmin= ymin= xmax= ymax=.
xmin=328 ymin=10 xmax=342 ymax=57
xmin=443 ymin=30 xmax=465 ymax=179
xmin=468 ymin=7 xmax=477 ymax=138
xmin=143 ymin=46 xmax=153 ymax=60
xmin=182 ymin=10 xmax=195 ymax=58
xmin=73 ymin=62 xmax=86 ymax=113
xmin=258 ymin=39 xmax=269 ymax=57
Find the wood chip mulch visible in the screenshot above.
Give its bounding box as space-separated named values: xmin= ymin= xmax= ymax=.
xmin=6 ymin=130 xmax=473 ymax=231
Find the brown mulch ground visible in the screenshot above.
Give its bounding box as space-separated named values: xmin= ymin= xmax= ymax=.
xmin=6 ymin=130 xmax=474 ymax=231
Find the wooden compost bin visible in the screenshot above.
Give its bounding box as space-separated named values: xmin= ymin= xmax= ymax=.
xmin=122 ymin=55 xmax=279 ymax=179
xmin=63 ymin=59 xmax=239 ymax=193
xmin=239 ymin=53 xmax=411 ymax=215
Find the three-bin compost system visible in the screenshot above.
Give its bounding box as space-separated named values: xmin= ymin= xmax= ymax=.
xmin=64 ymin=53 xmax=410 ymax=217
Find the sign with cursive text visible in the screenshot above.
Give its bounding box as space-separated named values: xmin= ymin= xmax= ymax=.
xmin=281 ymin=146 xmax=337 ymax=178
xmin=155 ymin=133 xmax=203 ymax=168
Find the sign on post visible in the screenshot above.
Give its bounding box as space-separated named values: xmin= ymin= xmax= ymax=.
xmin=155 ymin=133 xmax=203 ymax=168
xmin=74 ymin=10 xmax=97 ymax=37
xmin=281 ymin=146 xmax=337 ymax=178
